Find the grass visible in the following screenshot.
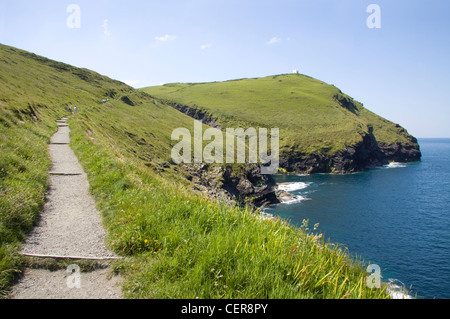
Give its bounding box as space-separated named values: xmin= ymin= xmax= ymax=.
xmin=0 ymin=42 xmax=194 ymax=295
xmin=0 ymin=107 xmax=56 ymax=295
xmin=0 ymin=43 xmax=391 ymax=298
xmin=142 ymin=74 xmax=419 ymax=159
xmin=69 ymin=116 xmax=389 ymax=298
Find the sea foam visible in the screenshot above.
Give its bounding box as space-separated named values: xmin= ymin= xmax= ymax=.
xmin=387 ymin=279 xmax=414 ymax=299
xmin=384 ymin=162 xmax=408 ymax=169
xmin=277 ymin=182 xmax=310 ymax=192
xmin=281 ymin=195 xmax=310 ymax=205
xmin=277 ymin=182 xmax=312 ymax=205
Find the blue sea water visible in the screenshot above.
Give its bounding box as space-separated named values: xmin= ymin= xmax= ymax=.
xmin=264 ymin=138 xmax=450 ymax=299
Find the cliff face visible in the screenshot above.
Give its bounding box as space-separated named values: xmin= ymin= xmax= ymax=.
xmin=163 ymin=99 xmax=421 ymax=207
xmin=181 ymin=163 xmax=280 ymax=209
xmin=378 ymin=141 xmax=422 ymax=163
xmin=281 ymin=131 xmax=422 ymax=174
xmin=165 ymin=101 xmax=422 ymax=176
xmin=143 ymin=74 xmax=422 ymax=205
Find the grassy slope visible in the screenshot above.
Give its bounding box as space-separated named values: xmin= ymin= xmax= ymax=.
xmin=0 ymin=42 xmax=192 ymax=294
xmin=142 ymin=74 xmax=417 ymax=157
xmin=0 ymin=43 xmax=388 ymax=298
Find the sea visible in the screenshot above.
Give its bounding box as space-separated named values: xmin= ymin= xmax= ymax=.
xmin=264 ymin=138 xmax=450 ymax=299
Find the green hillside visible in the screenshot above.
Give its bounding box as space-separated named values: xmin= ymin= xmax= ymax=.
xmin=143 ymin=75 xmax=421 ymax=173
xmin=0 ymin=43 xmax=198 ymax=294
xmin=0 ymin=43 xmax=390 ymax=299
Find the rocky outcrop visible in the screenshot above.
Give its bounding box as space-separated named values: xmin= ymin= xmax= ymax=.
xmin=120 ymin=95 xmax=135 ymax=106
xmin=165 ymin=102 xmax=222 ymax=128
xmin=378 ymin=141 xmax=422 ymax=163
xmin=280 ymin=131 xmax=422 ymax=175
xmin=166 ymin=100 xmax=421 ymax=175
xmin=179 ymin=128 xmax=422 ymax=207
xmin=165 ymin=100 xmax=421 ymax=204
xmin=181 ymin=163 xmax=280 ymax=209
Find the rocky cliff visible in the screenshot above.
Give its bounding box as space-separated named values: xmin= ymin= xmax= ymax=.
xmin=281 ymin=130 xmax=422 ymax=174
xmin=144 ymin=75 xmax=422 ymax=206
xmin=180 ymin=163 xmax=280 ymax=209
xmin=166 ymin=101 xmax=421 ymax=176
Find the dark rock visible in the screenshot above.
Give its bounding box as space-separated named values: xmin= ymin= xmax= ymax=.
xmin=167 ymin=100 xmax=421 ymax=202
xmin=167 ymin=102 xmax=221 ymax=128
xmin=158 ymin=162 xmax=170 ymax=169
xmin=120 ymin=95 xmax=135 ymax=106
xmin=181 ymin=163 xmax=280 ymax=209
xmin=281 ymin=130 xmax=421 ymax=175
xmin=237 ymin=179 xmax=254 ymax=196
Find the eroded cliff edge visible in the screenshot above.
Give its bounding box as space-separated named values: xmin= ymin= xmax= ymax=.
xmin=168 ymin=101 xmax=421 ymax=174
xmin=144 ymin=75 xmax=422 ymax=208
xmin=166 ymin=102 xmax=421 ymax=209
xmin=281 ymin=129 xmax=422 ymax=174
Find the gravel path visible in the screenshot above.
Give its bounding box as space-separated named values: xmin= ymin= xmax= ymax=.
xmin=10 ymin=117 xmax=123 ymax=299
xmin=11 ymin=268 xmax=122 ymax=299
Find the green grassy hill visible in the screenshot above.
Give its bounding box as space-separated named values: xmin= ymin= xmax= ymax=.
xmin=143 ymin=75 xmax=421 ymax=174
xmin=0 ymin=42 xmax=199 ymax=293
xmin=0 ymin=43 xmax=390 ymax=299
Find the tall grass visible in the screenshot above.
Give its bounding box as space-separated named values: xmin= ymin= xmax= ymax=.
xmin=69 ymin=113 xmax=389 ymax=299
xmin=0 ymin=109 xmax=56 ymax=295
xmin=0 ymin=42 xmax=132 ymax=295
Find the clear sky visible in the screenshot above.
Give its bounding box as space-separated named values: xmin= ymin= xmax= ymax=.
xmin=0 ymin=0 xmax=449 ymax=138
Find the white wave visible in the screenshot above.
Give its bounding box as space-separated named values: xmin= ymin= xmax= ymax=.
xmin=281 ymin=195 xmax=310 ymax=205
xmin=258 ymin=211 xmax=275 ymax=221
xmin=387 ymin=279 xmax=414 ymax=299
xmin=277 ymin=182 xmax=310 ymax=192
xmin=389 ymin=291 xmax=413 ymax=300
xmin=384 ymin=162 xmax=408 ymax=169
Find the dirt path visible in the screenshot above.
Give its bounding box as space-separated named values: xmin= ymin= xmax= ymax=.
xmin=10 ymin=117 xmax=123 ymax=299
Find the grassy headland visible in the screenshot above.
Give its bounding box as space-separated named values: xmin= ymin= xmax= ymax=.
xmin=143 ymin=75 xmax=421 ymax=173
xmin=0 ymin=43 xmax=389 ymax=298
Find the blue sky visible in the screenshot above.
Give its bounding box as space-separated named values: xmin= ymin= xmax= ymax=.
xmin=0 ymin=0 xmax=449 ymax=138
